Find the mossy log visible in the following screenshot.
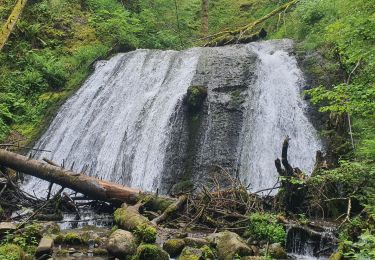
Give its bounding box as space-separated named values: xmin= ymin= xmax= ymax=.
xmin=205 ymin=28 xmax=267 ymax=47
xmin=204 ymin=0 xmax=298 ymax=47
xmin=151 ymin=195 xmax=187 ymax=225
xmin=0 ymin=0 xmax=28 ymax=51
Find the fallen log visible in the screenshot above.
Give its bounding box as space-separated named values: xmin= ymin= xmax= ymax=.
xmin=204 ymin=0 xmax=298 ymax=47
xmin=0 ymin=149 xmax=143 ymax=205
xmin=0 ymin=0 xmax=29 ymax=51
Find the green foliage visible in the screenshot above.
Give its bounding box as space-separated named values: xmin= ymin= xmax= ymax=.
xmin=134 ymin=244 xmax=169 ymax=260
xmin=343 ymin=230 xmax=375 ymax=259
xmin=2 ymin=223 xmax=41 ymax=255
xmin=133 ymin=224 xmax=157 ymax=243
xmin=0 ymin=244 xmax=24 ymax=260
xmin=187 ymin=86 xmax=208 ymax=112
xmin=244 ymin=213 xmax=286 ymax=244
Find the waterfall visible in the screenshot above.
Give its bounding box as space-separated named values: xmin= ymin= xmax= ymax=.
xmin=239 ymin=40 xmax=321 ymax=193
xmin=24 ymin=40 xmax=321 ymax=196
xmin=24 ymin=49 xmax=200 ymax=194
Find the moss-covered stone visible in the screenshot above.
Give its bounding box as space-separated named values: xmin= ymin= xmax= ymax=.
xmin=93 ymin=248 xmax=108 ymax=256
xmin=134 ymin=244 xmax=169 ymax=260
xmin=201 ymin=245 xmax=216 ymax=259
xmin=134 ymin=224 xmax=157 ymax=243
xmin=63 ymin=232 xmax=85 ymax=245
xmin=180 ymin=246 xmax=203 ymax=260
xmin=267 ymin=243 xmax=287 ymax=259
xmin=55 ymin=248 xmax=69 ymax=256
xmin=207 ymin=231 xmax=253 ymax=260
xmin=107 ymin=229 xmax=137 ymax=258
xmin=163 ymin=238 xmax=186 ymax=257
xmin=184 ymin=237 xmax=209 ymax=248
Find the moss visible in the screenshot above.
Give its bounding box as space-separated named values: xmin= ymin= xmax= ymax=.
xmin=114 ymin=206 xmax=157 ymax=243
xmin=134 ymin=244 xmax=169 ymax=260
xmin=93 ymin=248 xmax=108 ymax=256
xmin=172 ymin=180 xmax=194 ymax=195
xmin=0 ymin=244 xmax=25 ymax=260
xmin=142 ymin=195 xmax=174 ymax=212
xmin=187 ymin=86 xmax=208 ymax=113
xmin=163 ymin=238 xmax=186 ymax=257
xmin=54 ymin=234 xmax=64 ymax=244
xmin=55 ymin=249 xmax=69 ymax=256
xmin=134 ymin=224 xmax=157 ymax=243
xmin=180 ymin=246 xmax=203 ymax=260
xmin=63 ymin=232 xmax=85 ymax=245
xmin=201 ymin=245 xmax=216 ymax=259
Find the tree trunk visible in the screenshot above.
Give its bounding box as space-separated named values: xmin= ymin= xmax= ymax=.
xmin=201 ymin=0 xmax=209 ymax=36
xmin=0 ymin=0 xmax=28 ymax=51
xmin=0 ymin=149 xmax=143 ymax=204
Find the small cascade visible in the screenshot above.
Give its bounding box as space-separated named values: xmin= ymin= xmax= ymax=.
xmin=286 ymin=221 xmax=338 ymax=259
xmin=239 ymin=41 xmax=321 ymax=193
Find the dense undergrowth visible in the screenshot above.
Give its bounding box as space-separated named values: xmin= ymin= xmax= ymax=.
xmin=0 ymin=0 xmax=374 ymax=258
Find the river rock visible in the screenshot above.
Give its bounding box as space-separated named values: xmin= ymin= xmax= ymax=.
xmin=35 ymin=236 xmax=54 ymax=257
xmin=106 ymin=229 xmax=137 ymax=257
xmin=134 ymin=244 xmax=169 ymax=260
xmin=268 ymin=243 xmax=287 ymax=259
xmin=163 ymin=238 xmax=186 ymax=257
xmin=183 ymin=237 xmax=209 ymax=248
xmin=0 ymin=222 xmax=16 ymax=233
xmin=180 ymin=246 xmax=203 ymax=260
xmin=207 ymin=231 xmax=253 ymax=260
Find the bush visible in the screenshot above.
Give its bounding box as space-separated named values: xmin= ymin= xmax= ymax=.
xmin=244 ymin=213 xmax=286 ymax=244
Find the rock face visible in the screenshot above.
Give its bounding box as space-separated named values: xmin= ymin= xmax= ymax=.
xmin=106 ymin=229 xmax=137 ymax=257
xmin=161 ymin=45 xmax=258 ymax=193
xmin=207 ymin=231 xmax=253 ymax=260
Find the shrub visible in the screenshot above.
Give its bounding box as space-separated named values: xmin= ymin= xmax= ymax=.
xmin=244 ymin=213 xmax=286 ymax=244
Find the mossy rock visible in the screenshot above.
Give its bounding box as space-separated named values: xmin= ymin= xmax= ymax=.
xmin=0 ymin=244 xmax=25 ymax=260
xmin=267 ymin=243 xmax=287 ymax=259
xmin=201 ymin=245 xmax=216 ymax=259
xmin=180 ymin=246 xmax=203 ymax=260
xmin=63 ymin=232 xmax=86 ymax=245
xmin=134 ymin=224 xmax=157 ymax=243
xmin=93 ymin=248 xmax=108 ymax=256
xmin=134 ymin=244 xmax=169 ymax=260
xmin=329 ymin=251 xmax=342 ymax=260
xmin=207 ymin=231 xmax=253 ymax=260
xmin=187 ymin=86 xmax=208 ymax=113
xmin=183 ymin=237 xmax=209 ymax=248
xmin=107 ymin=229 xmax=137 ymax=258
xmin=163 ymin=238 xmax=186 ymax=257
xmin=55 ymin=248 xmax=70 ymax=256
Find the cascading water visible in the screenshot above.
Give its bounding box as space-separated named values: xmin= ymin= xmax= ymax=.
xmin=239 ymin=41 xmax=321 ymax=192
xmin=25 ymin=48 xmax=200 ymax=194
xmin=24 ymin=40 xmax=321 ymax=201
